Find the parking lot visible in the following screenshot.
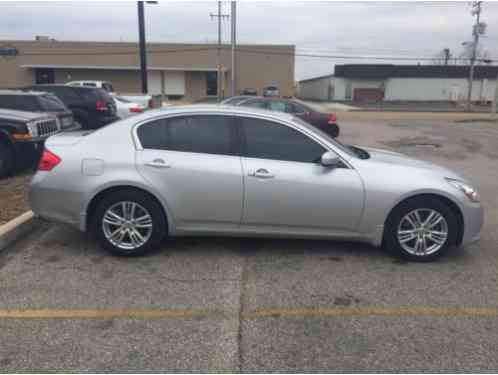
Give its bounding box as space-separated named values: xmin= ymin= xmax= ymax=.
xmin=1 ymin=112 xmax=498 ymax=372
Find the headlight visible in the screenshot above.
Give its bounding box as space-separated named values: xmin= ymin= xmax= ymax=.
xmin=26 ymin=121 xmax=38 ymax=137
xmin=446 ymin=178 xmax=480 ymax=202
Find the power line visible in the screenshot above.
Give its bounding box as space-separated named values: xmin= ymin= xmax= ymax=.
xmin=12 ymin=45 xmax=498 ymax=63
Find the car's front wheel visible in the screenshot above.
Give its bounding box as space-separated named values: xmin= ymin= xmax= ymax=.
xmin=384 ymin=197 xmax=458 ymax=262
xmin=92 ymin=189 xmax=167 ymax=256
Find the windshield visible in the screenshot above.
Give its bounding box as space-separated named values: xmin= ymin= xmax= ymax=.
xmin=292 ymin=116 xmax=357 ymax=158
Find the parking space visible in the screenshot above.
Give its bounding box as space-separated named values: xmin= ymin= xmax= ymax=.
xmin=1 ymin=115 xmax=498 ymax=371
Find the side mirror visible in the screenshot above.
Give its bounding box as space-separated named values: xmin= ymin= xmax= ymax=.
xmin=320 ymin=152 xmax=341 ymax=167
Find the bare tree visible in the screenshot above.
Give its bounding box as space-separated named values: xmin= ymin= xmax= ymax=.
xmin=432 ymin=48 xmax=452 ymax=65
xmin=459 ymin=42 xmax=491 ymax=65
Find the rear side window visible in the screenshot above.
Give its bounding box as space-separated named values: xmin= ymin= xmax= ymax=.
xmin=37 ymin=86 xmax=80 ymax=101
xmin=0 ymin=95 xmax=40 ymax=111
xmin=137 ymin=119 xmax=165 ymax=150
xmin=137 ymin=115 xmax=234 ymax=156
xmin=291 ymin=102 xmax=307 ymax=114
xmin=239 ymin=117 xmax=325 ymax=163
xmin=83 ymin=82 xmax=97 ymax=87
xmin=242 ymin=99 xmax=267 ymax=109
xmin=268 ymin=101 xmax=291 ymax=113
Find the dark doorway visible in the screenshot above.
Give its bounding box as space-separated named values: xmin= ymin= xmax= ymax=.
xmin=206 ymin=72 xmax=217 ymax=96
xmin=35 ymin=68 xmax=55 ymax=84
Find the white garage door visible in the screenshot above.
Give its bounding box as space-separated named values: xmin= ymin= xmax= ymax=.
xmin=164 ymin=71 xmax=185 ymax=95
xmin=147 ymin=71 xmax=162 ymax=95
xmin=146 ymin=71 xmax=185 ymax=96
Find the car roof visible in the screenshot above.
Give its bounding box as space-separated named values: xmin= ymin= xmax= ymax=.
xmin=143 ymin=104 xmax=296 ymax=122
xmin=0 ymin=89 xmax=48 ymax=96
xmin=29 ymin=84 xmax=100 ymax=92
xmin=0 ymin=108 xmax=52 ymax=121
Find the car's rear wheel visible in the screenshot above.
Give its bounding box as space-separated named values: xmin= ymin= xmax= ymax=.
xmin=92 ymin=190 xmax=166 ymax=256
xmin=384 ymin=197 xmax=458 ymax=262
xmin=0 ymin=141 xmax=14 ymax=178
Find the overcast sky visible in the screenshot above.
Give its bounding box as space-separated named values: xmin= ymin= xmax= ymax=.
xmin=1 ymin=1 xmax=497 ymax=80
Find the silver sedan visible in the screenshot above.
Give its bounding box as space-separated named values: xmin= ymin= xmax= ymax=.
xmin=29 ymin=105 xmax=483 ymax=261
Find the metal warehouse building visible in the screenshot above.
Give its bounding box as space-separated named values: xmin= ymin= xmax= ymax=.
xmin=0 ymin=40 xmax=295 ymax=100
xmin=298 ymin=64 xmax=498 ymax=102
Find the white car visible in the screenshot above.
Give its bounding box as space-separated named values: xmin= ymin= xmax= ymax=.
xmin=67 ymin=80 xmax=115 ymax=92
xmin=113 ymin=96 xmax=146 ymax=119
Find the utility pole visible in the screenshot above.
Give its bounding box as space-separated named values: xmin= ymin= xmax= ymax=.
xmin=230 ymin=1 xmax=237 ymax=97
xmin=137 ymin=1 xmax=148 ymax=94
xmin=210 ymin=2 xmax=229 ymax=102
xmin=492 ymin=71 xmax=498 ymax=115
xmin=466 ymin=1 xmax=483 ymax=111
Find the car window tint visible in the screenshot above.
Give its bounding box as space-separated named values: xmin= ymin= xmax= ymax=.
xmin=137 ymin=119 xmax=166 ymax=150
xmin=83 ymin=82 xmax=97 ymax=87
xmin=0 ymin=95 xmax=40 ymax=111
xmin=243 ymin=100 xmax=267 ymax=109
xmin=38 ymin=95 xmax=67 ymax=111
xmin=102 ymin=83 xmax=114 ymax=92
xmin=41 ymin=87 xmax=80 ymax=101
xmin=240 ymin=117 xmax=325 ymax=163
xmin=268 ymin=101 xmax=290 ymax=113
xmin=292 ymin=102 xmax=306 ymax=114
xmin=165 ymin=115 xmax=233 ymax=156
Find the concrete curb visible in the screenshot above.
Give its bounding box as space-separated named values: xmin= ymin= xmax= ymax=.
xmin=0 ymin=211 xmax=37 ymax=251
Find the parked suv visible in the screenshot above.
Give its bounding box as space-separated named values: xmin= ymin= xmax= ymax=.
xmin=24 ymin=85 xmax=118 ymax=129
xmin=0 ymin=90 xmax=74 ymax=130
xmin=0 ymin=109 xmax=60 ymax=177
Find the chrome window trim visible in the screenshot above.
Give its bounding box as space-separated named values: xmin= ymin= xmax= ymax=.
xmin=131 ymin=109 xmax=353 ymax=169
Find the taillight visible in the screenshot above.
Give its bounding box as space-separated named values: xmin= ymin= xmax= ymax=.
xmin=96 ymin=100 xmax=107 ymax=112
xmin=38 ymin=149 xmax=61 ymax=171
xmin=328 ymin=113 xmax=337 ymax=124
xmin=129 ymin=107 xmax=143 ymax=113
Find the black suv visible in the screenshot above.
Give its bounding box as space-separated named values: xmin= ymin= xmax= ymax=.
xmin=0 ymin=90 xmax=74 ymax=130
xmin=0 ymin=109 xmax=60 ymax=177
xmin=24 ymin=85 xmax=118 ymax=129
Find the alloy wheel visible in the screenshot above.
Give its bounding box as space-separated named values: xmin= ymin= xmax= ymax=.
xmin=397 ymin=208 xmax=448 ymax=256
xmin=102 ymin=201 xmax=153 ymax=251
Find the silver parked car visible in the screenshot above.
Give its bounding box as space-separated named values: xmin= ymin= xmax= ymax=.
xmin=29 ymin=106 xmax=483 ymax=261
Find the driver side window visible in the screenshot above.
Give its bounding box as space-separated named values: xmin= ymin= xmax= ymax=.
xmin=239 ymin=117 xmax=326 ymax=163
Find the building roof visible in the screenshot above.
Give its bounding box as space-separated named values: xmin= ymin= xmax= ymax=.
xmin=334 ymin=64 xmax=498 ymax=79
xmin=20 ymin=64 xmax=220 ymax=72
xmin=298 ymin=73 xmax=334 ymax=84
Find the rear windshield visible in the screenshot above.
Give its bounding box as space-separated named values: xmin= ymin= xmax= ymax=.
xmin=0 ymin=95 xmax=40 ymax=111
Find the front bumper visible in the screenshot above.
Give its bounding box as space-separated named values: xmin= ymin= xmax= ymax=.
xmin=460 ymin=201 xmax=484 ymax=247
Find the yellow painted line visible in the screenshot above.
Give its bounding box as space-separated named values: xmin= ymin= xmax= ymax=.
xmin=243 ymin=307 xmax=498 ymax=319
xmin=0 ymin=307 xmax=498 ymax=320
xmin=0 ymin=308 xmax=215 ymax=319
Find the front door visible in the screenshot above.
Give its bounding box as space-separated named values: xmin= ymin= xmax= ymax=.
xmin=135 ymin=114 xmax=243 ymax=231
xmin=237 ymin=116 xmax=364 ymax=234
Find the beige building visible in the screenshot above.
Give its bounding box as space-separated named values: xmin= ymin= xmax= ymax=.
xmin=0 ymin=40 xmax=295 ymax=101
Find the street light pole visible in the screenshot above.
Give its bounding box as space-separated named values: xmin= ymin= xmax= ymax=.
xmin=137 ymin=1 xmax=148 ymax=94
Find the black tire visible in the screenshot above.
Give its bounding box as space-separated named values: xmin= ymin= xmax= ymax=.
xmin=92 ymin=189 xmax=167 ymax=256
xmin=383 ymin=196 xmax=458 ymax=262
xmin=0 ymin=141 xmax=15 ymax=178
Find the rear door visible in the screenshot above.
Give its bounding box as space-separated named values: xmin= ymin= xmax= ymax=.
xmin=135 ymin=114 xmax=244 ymax=232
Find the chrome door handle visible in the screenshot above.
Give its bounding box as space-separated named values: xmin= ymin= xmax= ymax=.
xmin=249 ymin=168 xmax=275 ymax=179
xmin=145 ymin=159 xmax=170 ymax=169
